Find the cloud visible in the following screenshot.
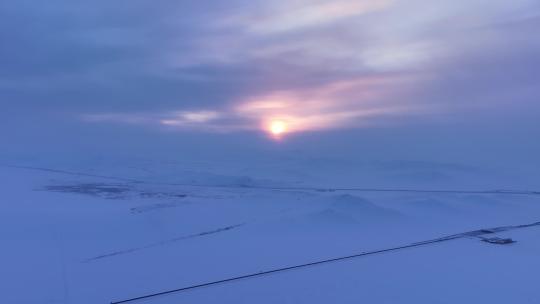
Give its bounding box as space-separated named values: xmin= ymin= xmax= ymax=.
xmin=2 ymin=0 xmax=540 ymax=139
xmin=160 ymin=111 xmax=221 ymax=126
xmin=83 ymin=74 xmax=434 ymax=134
xmin=221 ymin=0 xmax=393 ymax=34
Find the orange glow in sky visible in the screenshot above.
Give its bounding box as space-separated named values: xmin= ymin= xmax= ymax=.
xmin=269 ymin=120 xmax=287 ymax=136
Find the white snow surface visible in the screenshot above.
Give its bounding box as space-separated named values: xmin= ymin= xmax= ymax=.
xmin=1 ymin=159 xmax=540 ymax=303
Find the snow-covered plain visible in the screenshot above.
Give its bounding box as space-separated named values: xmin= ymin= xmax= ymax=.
xmin=1 ymin=159 xmax=540 ymax=304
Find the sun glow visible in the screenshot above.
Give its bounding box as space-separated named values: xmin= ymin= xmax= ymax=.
xmin=269 ymin=120 xmax=287 ymax=136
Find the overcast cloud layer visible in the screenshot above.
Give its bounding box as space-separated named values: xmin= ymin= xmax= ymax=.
xmin=1 ymin=0 xmax=539 ymax=164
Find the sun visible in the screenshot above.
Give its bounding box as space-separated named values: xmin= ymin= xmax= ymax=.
xmin=269 ymin=120 xmax=287 ymax=136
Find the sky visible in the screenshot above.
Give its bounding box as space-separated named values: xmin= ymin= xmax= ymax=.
xmin=1 ymin=0 xmax=539 ymax=166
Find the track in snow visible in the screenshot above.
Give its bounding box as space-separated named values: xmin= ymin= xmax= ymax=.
xmin=7 ymin=165 xmax=540 ymax=197
xmin=110 ymin=220 xmax=540 ymax=304
xmin=84 ymin=223 xmax=245 ymax=262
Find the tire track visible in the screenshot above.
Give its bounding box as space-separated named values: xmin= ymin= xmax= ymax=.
xmin=84 ymin=223 xmax=245 ymax=263
xmin=110 ymin=220 xmax=540 ymax=304
xmin=6 ymin=164 xmax=540 ymax=196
